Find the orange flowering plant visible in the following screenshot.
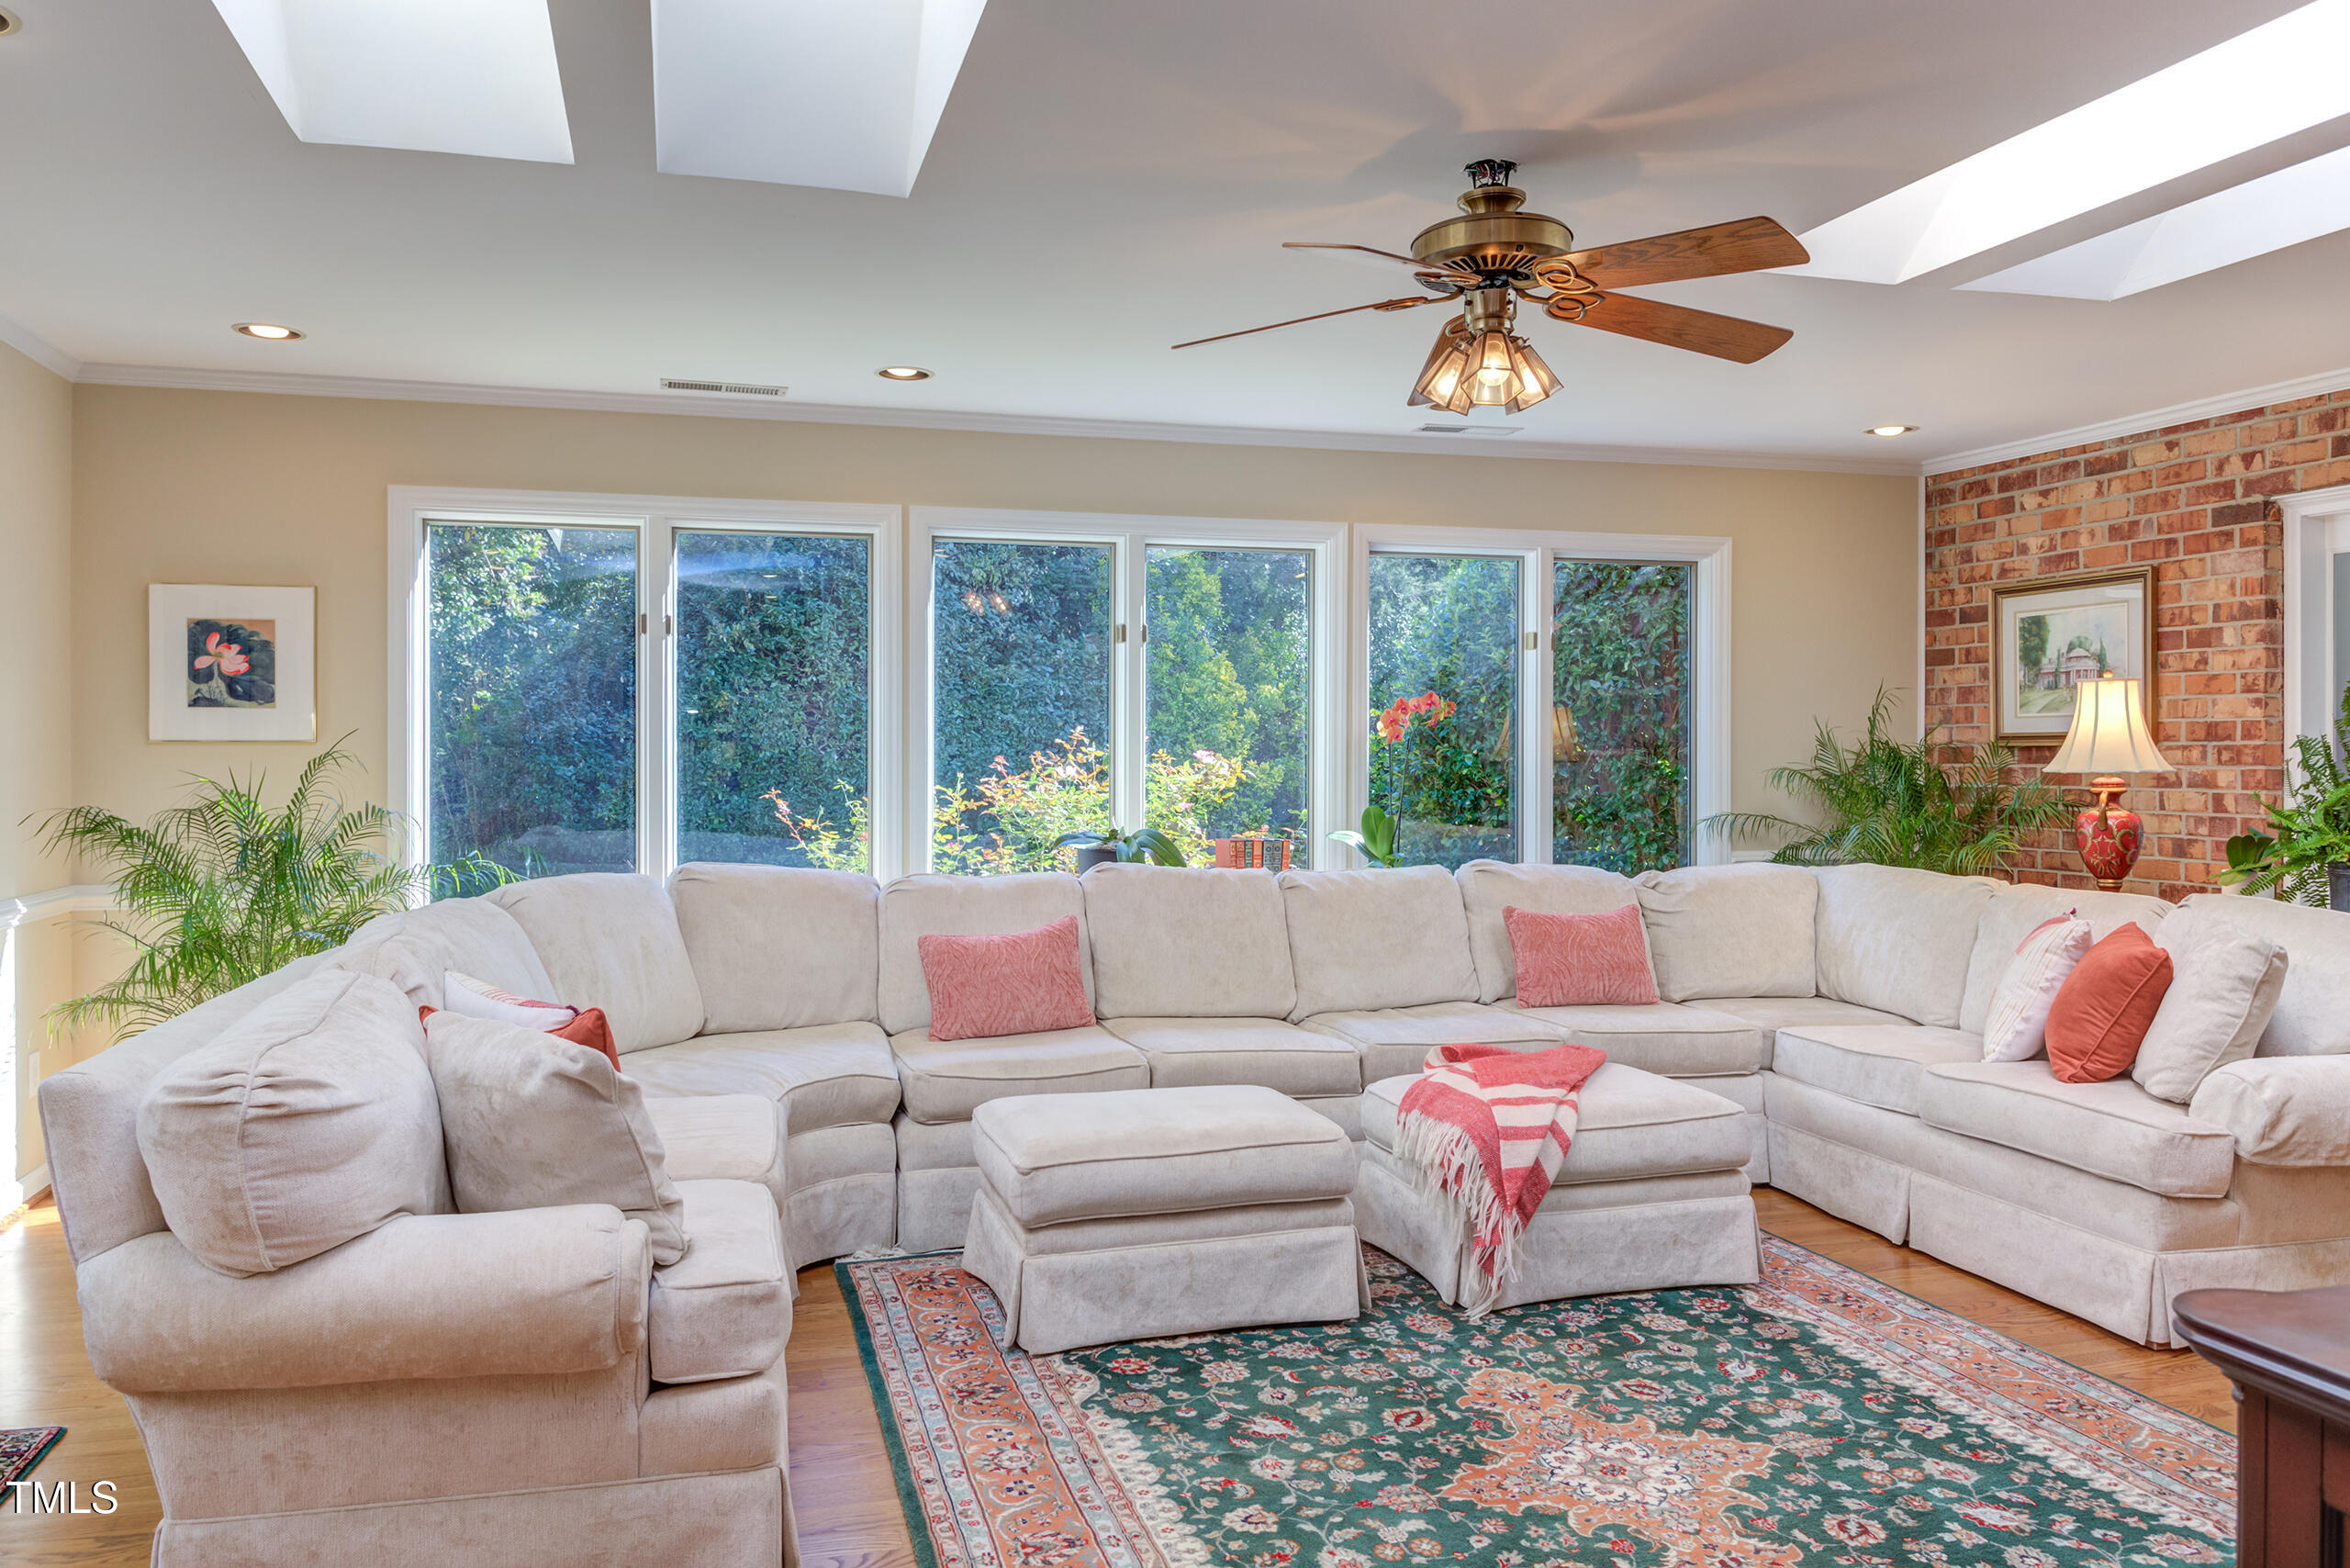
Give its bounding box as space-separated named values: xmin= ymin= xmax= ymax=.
xmin=1373 ymin=690 xmax=1457 ymax=744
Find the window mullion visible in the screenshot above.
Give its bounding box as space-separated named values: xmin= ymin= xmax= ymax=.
xmin=1114 ymin=534 xmax=1147 ymax=836
xmin=642 ymin=517 xmax=675 ymax=881
xmin=1522 ymin=549 xmax=1555 ymax=867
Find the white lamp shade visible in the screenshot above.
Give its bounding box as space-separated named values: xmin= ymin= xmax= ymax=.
xmin=2042 ymin=677 xmax=2174 ymax=776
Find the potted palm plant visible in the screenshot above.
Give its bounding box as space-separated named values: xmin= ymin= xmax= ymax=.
xmin=34 ymin=741 xmax=507 ymax=1041
xmin=2222 ymin=683 xmax=2350 ymax=907
xmin=1052 ymin=823 xmax=1187 ymax=872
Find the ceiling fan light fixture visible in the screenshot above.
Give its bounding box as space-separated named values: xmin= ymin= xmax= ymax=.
xmin=1407 ymin=321 xmax=1477 ymax=414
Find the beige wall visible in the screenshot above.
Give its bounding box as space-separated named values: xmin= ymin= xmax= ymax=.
xmin=71 ymin=384 xmax=1921 ymax=836
xmin=0 ymin=342 xmax=73 ymax=1186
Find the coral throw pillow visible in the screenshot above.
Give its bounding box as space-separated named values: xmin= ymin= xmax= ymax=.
xmin=1981 ymin=913 xmax=2092 ymax=1061
xmin=920 ymin=915 xmax=1095 ymax=1042
xmin=439 ymin=970 xmax=621 ymax=1070
xmin=2044 ymin=924 xmax=2175 ymax=1083
xmin=1503 ymin=903 xmax=1661 ymax=1007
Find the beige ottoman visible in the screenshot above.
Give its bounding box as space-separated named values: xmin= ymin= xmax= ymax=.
xmin=1354 ymin=1061 xmax=1760 ymax=1311
xmin=960 ymin=1084 xmax=1368 ymax=1354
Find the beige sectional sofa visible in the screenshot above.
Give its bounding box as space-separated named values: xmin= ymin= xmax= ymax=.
xmin=39 ymin=853 xmax=2350 ymax=1560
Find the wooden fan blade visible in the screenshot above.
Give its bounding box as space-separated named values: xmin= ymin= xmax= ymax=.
xmin=1570 ymin=291 xmax=1792 ymax=364
xmin=1565 ymin=217 xmax=1808 ymax=289
xmin=1172 ymin=294 xmax=1442 ymax=350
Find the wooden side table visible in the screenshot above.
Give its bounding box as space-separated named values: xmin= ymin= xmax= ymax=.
xmin=2174 ymin=1284 xmax=2350 ymax=1568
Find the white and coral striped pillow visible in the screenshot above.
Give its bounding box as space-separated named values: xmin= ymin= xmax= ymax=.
xmin=1982 ymin=913 xmax=2093 ymax=1061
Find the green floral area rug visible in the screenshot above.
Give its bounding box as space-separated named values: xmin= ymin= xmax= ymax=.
xmin=840 ymin=1238 xmax=2232 ymax=1568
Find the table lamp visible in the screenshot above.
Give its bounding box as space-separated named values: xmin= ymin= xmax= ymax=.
xmin=2041 ymin=676 xmax=2175 ymax=890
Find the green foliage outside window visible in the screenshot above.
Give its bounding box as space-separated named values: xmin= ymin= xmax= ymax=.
xmin=1552 ymin=561 xmax=1691 ymax=874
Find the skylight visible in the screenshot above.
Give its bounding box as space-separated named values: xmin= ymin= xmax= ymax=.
xmin=1960 ymin=142 xmax=2350 ymax=298
xmin=1792 ymin=0 xmax=2350 ymax=284
xmin=208 ymin=0 xmax=574 ymax=164
xmin=651 ymin=0 xmax=990 ymax=199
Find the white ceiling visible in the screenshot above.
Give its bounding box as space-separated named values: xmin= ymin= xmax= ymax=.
xmin=4 ymin=0 xmax=2345 ymax=471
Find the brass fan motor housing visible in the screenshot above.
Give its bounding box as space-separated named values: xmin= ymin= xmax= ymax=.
xmin=1411 ymin=170 xmax=1572 ymax=275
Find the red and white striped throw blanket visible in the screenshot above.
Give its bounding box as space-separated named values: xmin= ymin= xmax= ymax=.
xmin=1395 ymin=1041 xmax=1607 ymax=1317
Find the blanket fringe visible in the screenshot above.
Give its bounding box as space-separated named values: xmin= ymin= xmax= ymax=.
xmin=1393 ymin=1110 xmax=1517 ymax=1318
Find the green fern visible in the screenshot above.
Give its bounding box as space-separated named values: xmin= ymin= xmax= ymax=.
xmin=1703 ymin=687 xmax=2070 ymax=878
xmin=2221 ymin=681 xmax=2350 ymax=906
xmin=32 ymin=739 xmax=508 ymax=1042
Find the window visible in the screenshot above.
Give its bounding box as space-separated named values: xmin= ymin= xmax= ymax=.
xmin=1146 ymin=546 xmax=1313 ymax=845
xmin=397 ymin=493 xmax=898 ymax=882
xmin=1551 ymin=560 xmax=1692 ymax=873
xmin=1364 ymin=553 xmax=1522 ymax=869
xmin=929 ymin=538 xmax=1115 ymax=873
xmin=914 ymin=510 xmax=1343 ymax=873
xmin=1354 ymin=526 xmax=1729 ymax=871
xmin=425 ymin=521 xmax=639 ymax=878
xmin=675 ymin=529 xmax=872 ymax=869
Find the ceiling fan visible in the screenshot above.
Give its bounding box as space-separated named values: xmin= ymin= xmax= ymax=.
xmin=1173 ymin=159 xmax=1810 ymax=415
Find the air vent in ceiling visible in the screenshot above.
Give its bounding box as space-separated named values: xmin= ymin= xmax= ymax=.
xmin=1416 ymin=422 xmax=1521 ymax=436
xmin=660 ymin=378 xmax=786 ymax=398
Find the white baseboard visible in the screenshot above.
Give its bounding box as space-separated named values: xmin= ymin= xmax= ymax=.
xmin=5 ymin=1164 xmax=50 ymax=1212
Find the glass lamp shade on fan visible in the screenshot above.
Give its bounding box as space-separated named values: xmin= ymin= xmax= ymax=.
xmin=2041 ymin=677 xmax=2175 ymax=890
xmin=1409 ymin=324 xmax=1561 ymax=415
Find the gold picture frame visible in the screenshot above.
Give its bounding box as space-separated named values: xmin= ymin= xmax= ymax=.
xmin=1989 ymin=566 xmax=2154 ymax=745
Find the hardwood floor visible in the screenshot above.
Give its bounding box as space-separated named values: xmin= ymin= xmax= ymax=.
xmin=0 ymin=1189 xmax=2237 ymax=1567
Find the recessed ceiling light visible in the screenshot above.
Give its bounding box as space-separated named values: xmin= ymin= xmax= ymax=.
xmin=876 ymin=365 xmax=932 ymax=381
xmin=1866 ymin=424 xmax=1919 ymax=437
xmin=0 ymin=9 xmax=22 ymax=37
xmin=233 ymin=322 xmax=306 ymax=341
xmin=1795 ymin=0 xmax=2350 ymax=283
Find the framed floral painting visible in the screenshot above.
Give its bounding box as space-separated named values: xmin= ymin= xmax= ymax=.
xmin=147 ymin=584 xmax=317 ymax=741
xmin=1989 ymin=566 xmax=2154 ymax=745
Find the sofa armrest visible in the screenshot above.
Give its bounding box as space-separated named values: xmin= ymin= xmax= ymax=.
xmin=79 ymin=1205 xmax=652 ymax=1394
xmin=2189 ymin=1057 xmax=2350 ymax=1166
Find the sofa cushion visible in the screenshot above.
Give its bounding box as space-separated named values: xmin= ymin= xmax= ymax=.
xmin=1699 ymin=996 xmax=1910 ymax=1044
xmin=1455 ymin=860 xmax=1639 ymax=1002
xmin=1493 ymin=999 xmax=1770 ymax=1075
xmin=1101 ymin=1016 xmax=1363 ymax=1096
xmin=1634 ymin=864 xmax=1817 ymax=1002
xmin=489 ymin=873 xmax=706 ymax=1052
xmin=1301 ymin=1001 xmax=1562 ymax=1082
xmin=1918 ymin=1059 xmax=2238 ymax=1198
xmin=971 ymin=1083 xmax=1354 ymax=1226
xmin=2134 ymin=901 xmax=2288 ymax=1103
xmin=1771 ymin=1025 xmax=1985 ymax=1116
xmin=1958 ymin=884 xmax=2169 ymax=1036
xmin=1811 ymin=864 xmax=1998 ymax=1028
xmin=648 ymin=1179 xmax=789 ymax=1384
xmin=643 ymin=1095 xmax=787 ymax=1223
xmin=2167 ymin=892 xmax=2350 ymax=1058
xmin=921 ymin=916 xmax=1095 ymax=1041
xmin=1983 ymin=913 xmax=2091 ymax=1063
xmin=136 ymin=971 xmax=448 ymax=1278
xmin=1362 ymin=1062 xmax=1750 ymax=1182
xmin=2046 ymin=924 xmax=2172 ymax=1084
xmin=890 ymin=1024 xmax=1147 ymax=1123
xmin=670 ymin=863 xmax=878 ymax=1031
xmin=329 ymin=897 xmax=555 ymax=1010
xmin=1083 ymin=864 xmax=1295 ymax=1019
xmin=1276 ymin=866 xmax=1479 ymax=1018
xmin=878 ymin=873 xmax=1091 ymax=1036
xmin=626 ymin=1023 xmax=900 ymax=1132
xmin=425 ymin=1010 xmax=689 ymax=1264
xmin=1506 ymin=902 xmax=1658 ymax=1006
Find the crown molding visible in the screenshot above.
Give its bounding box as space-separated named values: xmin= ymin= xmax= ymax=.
xmin=0 ymin=883 xmax=112 ymax=933
xmin=1923 ymin=362 xmax=2350 ymax=476
xmin=0 ymin=312 xmax=82 ymax=381
xmin=71 ymin=361 xmax=1920 ymax=477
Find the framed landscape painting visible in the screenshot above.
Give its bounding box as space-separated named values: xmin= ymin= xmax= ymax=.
xmin=1990 ymin=566 xmax=2154 ymax=745
xmin=148 ymin=584 xmax=317 ymax=741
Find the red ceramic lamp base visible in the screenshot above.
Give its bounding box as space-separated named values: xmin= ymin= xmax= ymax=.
xmin=2074 ymin=775 xmax=2143 ymax=891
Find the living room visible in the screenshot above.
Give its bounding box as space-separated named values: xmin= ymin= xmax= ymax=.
xmin=6 ymin=2 xmax=2350 ymax=1562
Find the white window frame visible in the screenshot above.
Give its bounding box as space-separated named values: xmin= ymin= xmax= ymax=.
xmin=1350 ymin=524 xmax=1732 ymax=868
xmin=387 ymin=486 xmax=904 ymax=881
xmin=2279 ymin=482 xmax=2350 ymax=756
xmin=909 ymin=507 xmax=1350 ymax=872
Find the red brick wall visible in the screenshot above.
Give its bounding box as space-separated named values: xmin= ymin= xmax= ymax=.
xmin=1925 ymin=387 xmax=2350 ymax=902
